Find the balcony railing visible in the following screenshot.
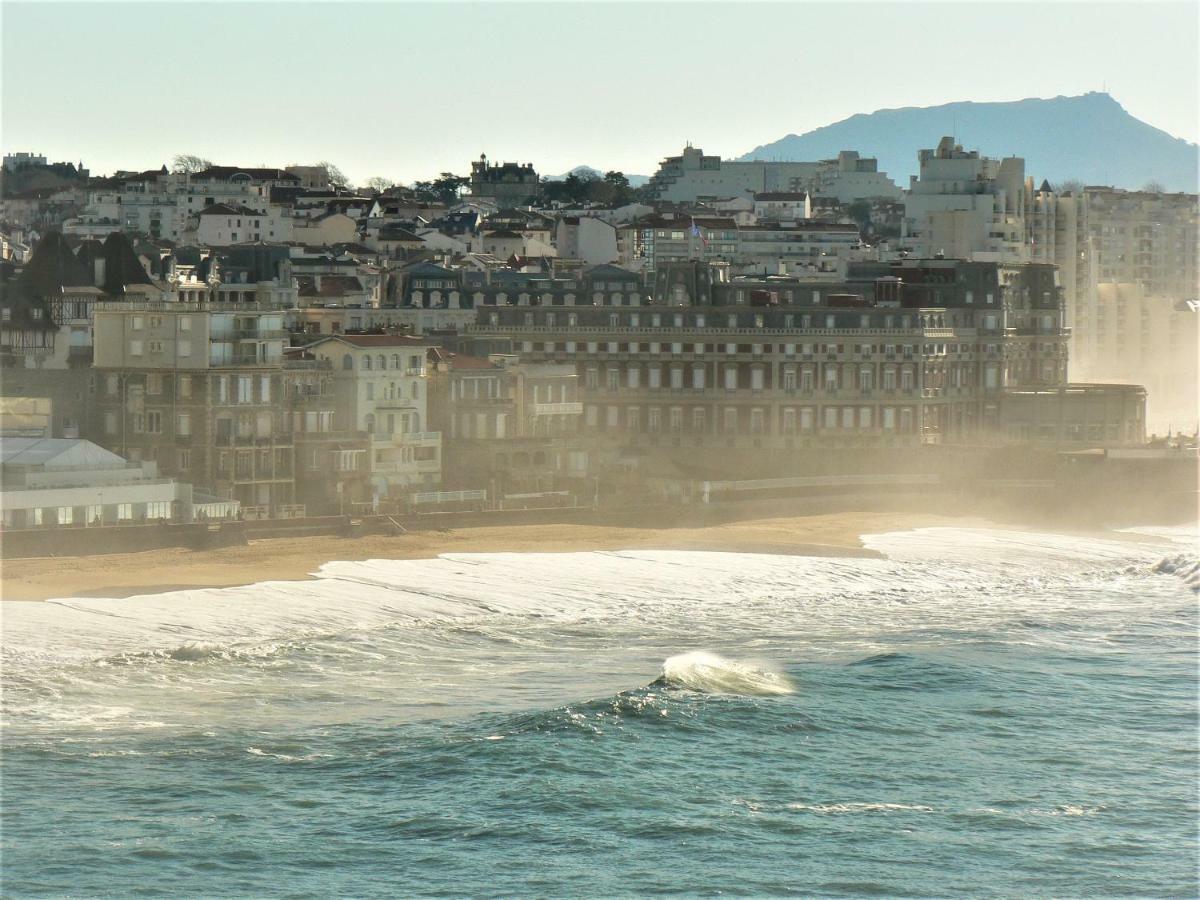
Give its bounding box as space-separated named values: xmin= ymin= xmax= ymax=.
xmin=532 ymin=402 xmax=583 ymax=416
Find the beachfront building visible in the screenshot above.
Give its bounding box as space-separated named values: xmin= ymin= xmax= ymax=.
xmin=464 ymin=257 xmax=1122 ymax=465
xmin=0 ymin=437 xmax=202 ymax=528
xmin=91 ymin=301 xmax=298 ymax=518
xmin=430 ymin=353 xmax=588 ymax=502
xmin=304 ymin=334 xmax=442 ymax=503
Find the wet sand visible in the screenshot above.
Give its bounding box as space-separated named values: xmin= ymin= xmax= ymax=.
xmin=0 ymin=511 xmax=972 ymax=602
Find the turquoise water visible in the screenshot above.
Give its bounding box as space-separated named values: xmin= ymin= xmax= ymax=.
xmin=3 ymin=529 xmax=1197 ymax=897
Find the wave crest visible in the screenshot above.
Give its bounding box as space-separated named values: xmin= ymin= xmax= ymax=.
xmin=656 ymin=651 xmax=794 ymax=696
xmin=1153 ymin=554 xmax=1200 ymax=593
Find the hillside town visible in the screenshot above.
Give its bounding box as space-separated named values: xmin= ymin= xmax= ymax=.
xmin=1 ymin=140 xmax=1197 ymax=533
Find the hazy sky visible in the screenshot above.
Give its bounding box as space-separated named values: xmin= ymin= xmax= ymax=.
xmin=3 ymin=1 xmax=1197 ymax=184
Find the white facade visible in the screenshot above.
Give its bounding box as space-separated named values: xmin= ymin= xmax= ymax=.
xmin=0 ymin=437 xmax=197 ymax=527
xmin=306 ymin=337 xmax=442 ymax=496
xmin=903 ymin=137 xmax=1028 ymax=262
xmin=650 ymin=146 xmax=901 ymax=203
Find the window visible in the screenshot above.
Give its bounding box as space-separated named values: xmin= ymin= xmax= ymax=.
xmin=647 ymin=407 xmax=661 ymax=432
xmin=58 ymin=506 xmax=74 ymax=525
xmin=178 ymin=340 xmax=192 ymax=357
xmin=178 ymin=375 xmax=192 ymax=399
xmin=117 ymin=503 xmax=133 ymax=521
xmin=260 ymin=376 xmax=271 ymax=402
xmin=217 ymin=375 xmax=229 ymax=403
xmin=104 ymin=412 xmax=117 ymax=435
xmin=179 ymin=317 xmax=191 ymax=332
xmin=147 ymin=374 xmax=162 ymax=395
xmin=130 ymin=340 xmax=143 ymax=356
xmin=606 ymin=368 xmax=619 ymax=390
xmin=692 ymin=408 xmax=706 ymax=432
xmin=692 ymin=366 xmax=705 ymax=390
xmin=237 ymin=376 xmax=252 ymax=403
xmin=178 ymin=448 xmax=192 ymax=469
xmin=146 ymin=411 xmax=162 ymax=434
xmin=132 ymin=316 xmax=144 ymax=330
xmin=107 ymin=375 xmax=119 ymax=397
xmin=177 ymin=413 xmax=191 ymax=437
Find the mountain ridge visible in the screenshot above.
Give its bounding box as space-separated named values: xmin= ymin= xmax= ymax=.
xmin=738 ymin=93 xmax=1198 ymax=192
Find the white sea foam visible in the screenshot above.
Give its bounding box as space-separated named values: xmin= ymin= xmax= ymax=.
xmin=786 ymin=802 xmax=934 ymax=814
xmin=658 ymin=651 xmax=794 ymax=695
xmin=1 ymin=528 xmax=1186 ymax=732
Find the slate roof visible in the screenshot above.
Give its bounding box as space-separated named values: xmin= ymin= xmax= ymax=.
xmin=295 ymin=275 xmax=365 ymax=297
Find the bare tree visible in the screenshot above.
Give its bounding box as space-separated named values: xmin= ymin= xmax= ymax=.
xmin=365 ymin=176 xmax=396 ymax=193
xmin=317 ymin=161 xmax=348 ymax=188
xmin=171 ymin=154 xmax=213 ymax=174
xmin=1142 ymin=180 xmax=1165 ymax=193
xmin=1052 ymin=179 xmax=1084 ymax=194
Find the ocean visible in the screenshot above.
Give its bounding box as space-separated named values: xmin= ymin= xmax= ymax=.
xmin=2 ymin=527 xmax=1197 ymax=897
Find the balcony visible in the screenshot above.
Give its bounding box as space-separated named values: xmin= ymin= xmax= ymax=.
xmin=532 ymin=402 xmax=583 ymax=416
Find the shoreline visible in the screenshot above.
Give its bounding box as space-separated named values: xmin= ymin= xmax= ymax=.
xmin=2 ymin=507 xmax=1175 ymax=603
xmin=1 ymin=510 xmax=966 ymax=602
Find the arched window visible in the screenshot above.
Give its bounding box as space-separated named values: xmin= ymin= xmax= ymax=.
xmin=363 ymin=355 xmax=372 ymax=370
xmin=378 ymin=354 xmax=387 ymax=370
xmin=342 ymin=354 xmax=354 ymax=370
xmin=391 ymin=354 xmax=401 ymax=369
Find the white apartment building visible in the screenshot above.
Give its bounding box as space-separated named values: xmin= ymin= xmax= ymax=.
xmin=903 ymin=137 xmax=1028 ymax=263
xmin=306 ymin=335 xmax=442 ymax=499
xmin=648 ymin=146 xmax=901 ymax=203
xmin=186 ymin=203 xmax=293 ymax=245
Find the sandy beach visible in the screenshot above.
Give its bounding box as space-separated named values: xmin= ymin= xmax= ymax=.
xmin=0 ymin=511 xmax=977 ymax=602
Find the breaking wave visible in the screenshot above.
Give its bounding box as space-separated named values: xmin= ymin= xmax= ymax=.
xmin=656 ymin=651 xmax=794 ymax=696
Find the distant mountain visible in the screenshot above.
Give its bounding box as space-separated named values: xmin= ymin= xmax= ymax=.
xmin=739 ymin=93 xmax=1198 ymax=192
xmin=546 ymin=166 xmax=649 ymax=187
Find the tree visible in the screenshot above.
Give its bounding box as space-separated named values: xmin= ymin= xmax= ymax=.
xmin=171 ymin=154 xmax=213 ymax=174
xmin=846 ymin=199 xmax=873 ymax=233
xmin=1142 ymin=180 xmax=1165 ymax=193
xmin=317 ymin=161 xmax=348 ymax=188
xmin=413 ymin=172 xmax=468 ymax=205
xmin=1053 ymin=179 xmax=1084 ymax=195
xmin=365 ymin=176 xmax=396 ymax=193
